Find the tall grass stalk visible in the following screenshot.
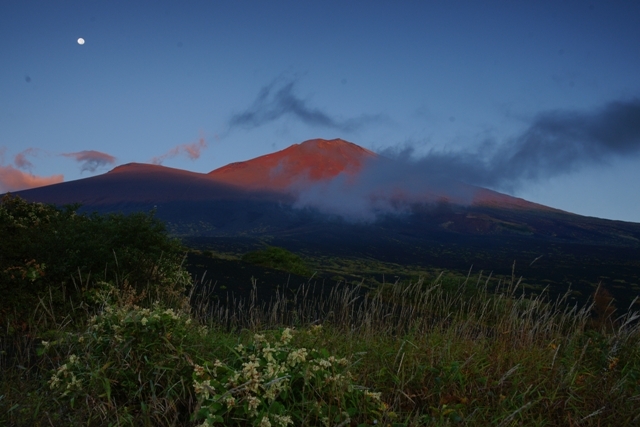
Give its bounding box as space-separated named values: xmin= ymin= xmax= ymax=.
xmin=191 ymin=271 xmax=640 ymax=425
xmin=2 ymin=269 xmax=640 ymax=425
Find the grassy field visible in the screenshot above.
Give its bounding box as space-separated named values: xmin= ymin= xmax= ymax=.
xmin=2 ymin=263 xmax=640 ymax=426
xmin=2 ymin=197 xmax=640 ymax=426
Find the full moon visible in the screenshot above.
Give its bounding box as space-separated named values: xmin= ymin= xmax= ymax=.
xmin=77 ymin=38 xmax=85 ymax=45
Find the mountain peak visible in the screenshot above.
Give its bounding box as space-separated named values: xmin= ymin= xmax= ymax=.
xmin=108 ymin=162 xmax=154 ymax=173
xmin=298 ymin=138 xmax=375 ymax=155
xmin=207 ymin=138 xmax=376 ymax=191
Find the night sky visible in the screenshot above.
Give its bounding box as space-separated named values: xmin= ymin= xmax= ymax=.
xmin=2 ymin=1 xmax=640 ymax=222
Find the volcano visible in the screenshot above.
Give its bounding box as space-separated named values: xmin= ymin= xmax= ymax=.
xmin=6 ymin=138 xmax=639 ymax=244
xmin=205 ymin=138 xmax=555 ymax=212
xmin=207 ymin=138 xmax=376 ymax=191
xmin=7 ymin=138 xmax=544 ymax=209
xmin=6 ymin=138 xmax=640 ymax=307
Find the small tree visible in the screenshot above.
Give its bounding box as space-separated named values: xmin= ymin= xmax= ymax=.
xmin=242 ymin=246 xmax=312 ymax=277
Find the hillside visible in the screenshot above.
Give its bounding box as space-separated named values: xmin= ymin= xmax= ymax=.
xmin=8 ymin=138 xmax=640 ymax=307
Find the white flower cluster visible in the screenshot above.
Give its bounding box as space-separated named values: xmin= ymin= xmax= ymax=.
xmin=47 ymin=301 xmax=195 ymax=403
xmin=48 ymin=354 xmax=83 ymax=397
xmin=280 ymin=328 xmax=293 ymax=344
xmin=286 ymin=348 xmax=308 ymax=367
xmin=364 ymin=390 xmax=382 ymax=401
xmin=193 ymin=325 xmax=383 ymax=427
xmin=88 ymin=302 xmax=191 ymax=341
xmin=193 ymin=379 xmax=214 ymax=399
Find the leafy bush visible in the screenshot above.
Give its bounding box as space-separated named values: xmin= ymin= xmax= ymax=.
xmin=44 ymin=299 xmax=206 ymax=426
xmin=242 ymin=247 xmax=312 ymax=277
xmin=42 ymin=300 xmax=384 ymax=427
xmin=0 ymin=194 xmax=188 ymax=325
xmin=193 ymin=326 xmax=384 ymax=427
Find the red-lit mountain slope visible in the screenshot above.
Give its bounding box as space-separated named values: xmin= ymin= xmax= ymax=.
xmin=207 ymin=138 xmax=555 ymax=212
xmin=6 ymin=138 xmax=640 ymax=247
xmin=207 ymin=138 xmax=376 ymax=190
xmin=9 ymin=138 xmax=549 ymax=212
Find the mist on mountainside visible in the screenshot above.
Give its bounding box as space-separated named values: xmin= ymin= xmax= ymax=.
xmin=288 ymin=99 xmax=640 ymax=222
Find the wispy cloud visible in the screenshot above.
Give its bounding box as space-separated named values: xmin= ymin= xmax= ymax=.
xmin=495 ymin=97 xmax=640 ymax=186
xmin=292 ymin=98 xmax=640 ymax=221
xmin=0 ymin=147 xmax=63 ymax=192
xmin=229 ymin=78 xmax=386 ymax=132
xmin=62 ymin=150 xmax=117 ymax=172
xmin=14 ymin=148 xmax=40 ymax=170
xmin=151 ymin=137 xmax=207 ymax=165
xmin=384 ymin=97 xmax=640 ymax=192
xmin=0 ymin=165 xmax=63 ymax=193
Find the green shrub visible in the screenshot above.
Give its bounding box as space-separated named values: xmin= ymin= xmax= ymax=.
xmin=44 ymin=300 xmax=206 ymax=426
xmin=193 ymin=326 xmax=385 ymax=426
xmin=41 ymin=300 xmax=384 ymax=427
xmin=0 ymin=194 xmax=188 ymax=325
xmin=241 ymin=247 xmax=312 ymax=277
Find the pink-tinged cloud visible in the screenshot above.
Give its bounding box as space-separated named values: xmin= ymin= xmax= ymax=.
xmin=62 ymin=150 xmax=116 ymax=172
xmin=0 ymin=165 xmax=64 ymax=192
xmin=14 ymin=148 xmax=40 ymax=170
xmin=151 ymin=137 xmax=207 ymax=165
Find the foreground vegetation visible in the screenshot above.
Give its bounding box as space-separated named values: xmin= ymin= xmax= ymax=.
xmin=2 ymin=196 xmax=640 ymax=426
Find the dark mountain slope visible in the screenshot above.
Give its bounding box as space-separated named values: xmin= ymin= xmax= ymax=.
xmin=7 ymin=138 xmax=640 ymax=307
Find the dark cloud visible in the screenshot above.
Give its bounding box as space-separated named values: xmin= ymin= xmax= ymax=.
xmin=151 ymin=137 xmax=207 ymax=165
xmin=14 ymin=153 xmax=33 ymax=170
xmin=291 ymin=98 xmax=640 ymax=221
xmin=62 ymin=150 xmax=116 ymax=172
xmin=420 ymin=97 xmax=640 ymax=191
xmin=229 ymin=78 xmax=385 ymax=132
xmin=13 ymin=148 xmax=45 ymax=171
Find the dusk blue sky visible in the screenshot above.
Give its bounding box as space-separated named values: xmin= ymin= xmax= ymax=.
xmin=2 ymin=1 xmax=640 ymax=222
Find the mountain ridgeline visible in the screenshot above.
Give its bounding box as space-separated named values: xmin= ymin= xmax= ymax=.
xmin=8 ymin=138 xmax=640 ymax=307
